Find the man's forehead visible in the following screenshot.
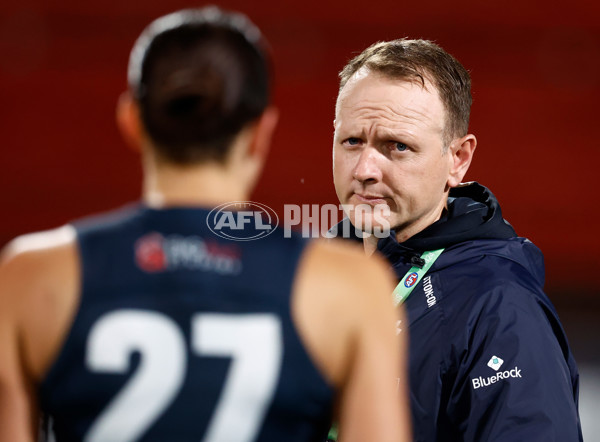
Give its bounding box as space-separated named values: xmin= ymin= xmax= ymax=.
xmin=335 ymin=69 xmax=444 ymax=128
xmin=339 ymin=68 xmax=434 ymax=102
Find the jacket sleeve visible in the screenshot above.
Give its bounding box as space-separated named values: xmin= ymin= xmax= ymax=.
xmin=442 ymin=280 xmax=582 ymax=442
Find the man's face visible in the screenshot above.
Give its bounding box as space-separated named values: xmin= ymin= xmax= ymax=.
xmin=333 ymin=69 xmax=454 ymax=242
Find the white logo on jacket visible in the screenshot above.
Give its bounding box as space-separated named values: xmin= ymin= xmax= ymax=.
xmin=487 ymin=355 xmax=504 ymax=371
xmin=422 ymin=276 xmax=436 ymax=308
xmin=472 ymin=355 xmax=523 ymax=390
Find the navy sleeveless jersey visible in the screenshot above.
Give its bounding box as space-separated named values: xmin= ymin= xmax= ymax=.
xmin=39 ymin=204 xmax=334 ymax=442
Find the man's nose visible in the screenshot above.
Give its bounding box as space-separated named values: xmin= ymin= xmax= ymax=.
xmin=353 ymin=147 xmax=382 ymax=183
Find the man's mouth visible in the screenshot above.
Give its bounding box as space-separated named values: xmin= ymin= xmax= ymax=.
xmin=353 ymin=193 xmax=387 ymax=205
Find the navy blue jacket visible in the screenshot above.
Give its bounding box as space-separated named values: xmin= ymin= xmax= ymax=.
xmin=333 ymin=182 xmax=582 ymax=441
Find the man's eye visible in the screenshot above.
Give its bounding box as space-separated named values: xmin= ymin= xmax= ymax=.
xmin=345 ymin=137 xmax=360 ymax=146
xmin=394 ymin=142 xmax=408 ymax=152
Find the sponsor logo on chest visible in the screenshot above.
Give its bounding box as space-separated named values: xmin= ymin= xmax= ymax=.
xmin=135 ymin=232 xmax=242 ymax=275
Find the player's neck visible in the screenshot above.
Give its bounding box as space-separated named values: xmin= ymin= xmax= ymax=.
xmin=142 ymin=160 xmax=248 ymax=208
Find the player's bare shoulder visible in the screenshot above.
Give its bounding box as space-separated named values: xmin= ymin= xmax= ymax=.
xmin=1 ymin=225 xmax=77 ymax=261
xmin=291 ymin=238 xmax=397 ymax=386
xmin=299 ymin=238 xmax=396 ymax=305
xmin=0 ymin=225 xmax=80 ymax=381
xmin=0 ymin=225 xmax=79 ymax=301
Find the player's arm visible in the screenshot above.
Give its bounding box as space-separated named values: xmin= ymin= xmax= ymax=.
xmin=333 ymin=254 xmax=411 ymax=442
xmin=0 ymin=227 xmax=79 ymax=442
xmin=0 ymin=242 xmax=40 ymax=442
xmin=293 ymin=240 xmax=412 ymax=442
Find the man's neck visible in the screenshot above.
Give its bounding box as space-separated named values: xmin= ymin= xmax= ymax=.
xmin=393 ymin=203 xmax=449 ymax=244
xmin=363 ymin=235 xmax=379 ymax=256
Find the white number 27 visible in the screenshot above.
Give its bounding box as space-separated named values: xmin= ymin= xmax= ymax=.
xmin=84 ymin=310 xmax=282 ymax=442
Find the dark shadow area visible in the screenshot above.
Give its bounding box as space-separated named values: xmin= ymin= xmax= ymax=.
xmin=554 ymin=293 xmax=600 ymax=442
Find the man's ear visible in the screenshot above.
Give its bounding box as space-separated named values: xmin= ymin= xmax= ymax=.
xmin=247 ymin=106 xmax=279 ymax=160
xmin=116 ymin=92 xmax=143 ymax=153
xmin=447 ymin=134 xmax=477 ymax=188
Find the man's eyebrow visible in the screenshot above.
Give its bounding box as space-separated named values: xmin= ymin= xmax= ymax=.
xmin=335 ymin=123 xmax=366 ymax=137
xmin=336 ymin=122 xmax=414 ymax=142
xmin=375 ymin=128 xmax=405 ymax=140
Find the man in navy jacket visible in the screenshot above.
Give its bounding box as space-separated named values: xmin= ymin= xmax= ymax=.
xmin=330 ymin=38 xmax=582 ymax=441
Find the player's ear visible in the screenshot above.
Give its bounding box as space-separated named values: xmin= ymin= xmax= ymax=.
xmin=447 ymin=134 xmax=477 ymax=188
xmin=247 ymin=106 xmax=279 ymax=160
xmin=116 ymin=92 xmax=143 ymax=153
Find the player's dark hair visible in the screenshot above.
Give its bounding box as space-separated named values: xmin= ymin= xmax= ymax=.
xmin=128 ymin=7 xmax=271 ymax=164
xmin=338 ymin=39 xmax=471 ymax=148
